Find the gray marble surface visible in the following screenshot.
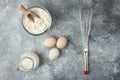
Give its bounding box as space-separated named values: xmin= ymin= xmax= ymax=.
xmin=0 ymin=0 xmax=120 ymax=80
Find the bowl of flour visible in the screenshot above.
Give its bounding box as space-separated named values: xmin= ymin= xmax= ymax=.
xmin=22 ymin=6 xmax=52 ymax=35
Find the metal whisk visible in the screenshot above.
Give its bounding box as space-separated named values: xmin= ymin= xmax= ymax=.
xmin=80 ymin=7 xmax=93 ymax=75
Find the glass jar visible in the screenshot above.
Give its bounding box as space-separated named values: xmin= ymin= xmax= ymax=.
xmin=22 ymin=6 xmax=52 ymax=36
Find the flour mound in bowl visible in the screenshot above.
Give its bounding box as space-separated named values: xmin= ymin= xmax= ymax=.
xmin=22 ymin=7 xmax=52 ymax=35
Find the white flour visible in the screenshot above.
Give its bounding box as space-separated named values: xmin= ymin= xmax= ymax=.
xmin=23 ymin=7 xmax=52 ymax=35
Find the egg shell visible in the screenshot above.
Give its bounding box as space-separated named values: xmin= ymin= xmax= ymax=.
xmin=48 ymin=48 xmax=60 ymax=60
xmin=56 ymin=36 xmax=68 ymax=49
xmin=43 ymin=37 xmax=56 ymax=48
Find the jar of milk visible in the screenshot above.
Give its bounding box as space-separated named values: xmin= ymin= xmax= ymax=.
xmin=18 ymin=52 xmax=40 ymax=71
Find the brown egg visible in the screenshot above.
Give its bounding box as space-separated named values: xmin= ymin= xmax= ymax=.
xmin=48 ymin=48 xmax=60 ymax=60
xmin=56 ymin=36 xmax=68 ymax=49
xmin=43 ymin=37 xmax=56 ymax=48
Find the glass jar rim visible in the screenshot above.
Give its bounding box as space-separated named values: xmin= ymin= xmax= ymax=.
xmin=19 ymin=57 xmax=34 ymax=71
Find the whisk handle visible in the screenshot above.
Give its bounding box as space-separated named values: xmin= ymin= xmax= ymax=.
xmin=83 ymin=50 xmax=89 ymax=75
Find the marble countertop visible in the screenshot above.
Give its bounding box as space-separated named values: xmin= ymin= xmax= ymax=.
xmin=0 ymin=0 xmax=120 ymax=80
